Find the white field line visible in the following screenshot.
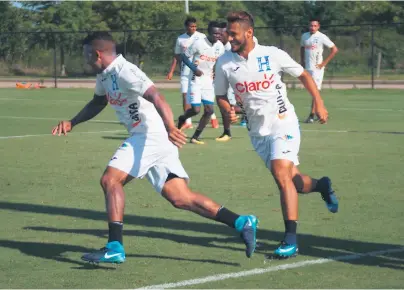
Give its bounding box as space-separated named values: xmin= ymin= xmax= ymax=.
xmin=137 ymin=247 xmax=404 ymax=289
xmin=0 ymin=129 xmax=125 ymax=140
xmin=0 ymin=97 xmax=402 ymax=112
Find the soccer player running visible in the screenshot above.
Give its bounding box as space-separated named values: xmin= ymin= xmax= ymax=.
xmin=51 ymin=32 xmax=257 ymax=264
xmin=300 ymin=18 xmax=338 ymax=123
xmin=215 ymin=22 xmax=256 ymax=142
xmin=215 ymin=12 xmax=339 ymax=259
xmin=166 ymin=16 xmax=219 ymax=129
xmin=177 ymin=21 xmax=224 ymax=145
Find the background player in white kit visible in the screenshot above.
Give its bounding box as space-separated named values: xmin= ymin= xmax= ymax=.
xmin=177 ymin=21 xmax=224 ymax=145
xmin=51 ymin=32 xmax=257 ymax=264
xmin=300 ymin=18 xmax=338 ymax=123
xmin=215 ymin=12 xmax=339 ymax=259
xmin=166 ymin=16 xmax=219 ymax=129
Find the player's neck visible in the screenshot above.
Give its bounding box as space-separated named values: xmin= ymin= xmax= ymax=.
xmin=101 ymin=53 xmax=118 ymax=70
xmin=186 ymin=31 xmax=195 ymax=36
xmin=238 ymin=40 xmax=255 ymax=59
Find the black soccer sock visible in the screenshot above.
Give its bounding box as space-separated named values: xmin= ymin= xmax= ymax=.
xmin=224 ymin=128 xmax=231 ymax=136
xmin=284 ymin=220 xmax=297 ymax=245
xmin=192 ymin=129 xmax=203 ymax=140
xmin=293 ymin=175 xmax=318 ymax=194
xmin=108 ymin=221 xmax=123 ymax=244
xmin=215 ymin=206 xmax=240 ymax=228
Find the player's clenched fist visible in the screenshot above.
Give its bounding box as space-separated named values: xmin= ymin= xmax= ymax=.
xmin=52 ymin=120 xmax=72 ymax=136
xmin=168 ymin=126 xmax=187 ymax=148
xmin=227 ymin=106 xmax=239 ymax=124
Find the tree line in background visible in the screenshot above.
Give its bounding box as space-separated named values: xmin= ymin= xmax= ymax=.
xmin=0 ymin=1 xmax=403 ymax=78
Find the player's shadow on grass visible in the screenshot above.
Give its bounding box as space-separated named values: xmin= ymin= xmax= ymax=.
xmin=1 ymin=201 xmax=403 ymax=270
xmin=0 ymin=239 xmax=116 ymax=270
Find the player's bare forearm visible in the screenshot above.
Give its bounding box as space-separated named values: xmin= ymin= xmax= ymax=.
xmin=323 ymin=46 xmax=338 ymax=67
xmin=298 ymin=71 xmax=323 ymax=105
xmin=143 ymin=86 xmax=176 ymax=130
xmin=70 ymin=94 xmax=108 ymax=127
xmin=168 ymin=57 xmax=177 ymax=74
xmin=217 ymin=95 xmax=232 ymax=112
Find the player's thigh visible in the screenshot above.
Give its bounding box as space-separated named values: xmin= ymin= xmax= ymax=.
xmin=146 ymin=151 xmax=190 ymax=194
xmin=308 ymin=69 xmax=324 ymax=90
xmin=180 ymin=76 xmax=190 ymax=94
xmin=250 ymin=124 xmax=300 ymax=170
xmin=201 ymin=87 xmax=215 ymax=106
xmin=188 ymin=85 xmax=202 ymax=106
xmin=107 ymin=134 xmax=173 ymax=180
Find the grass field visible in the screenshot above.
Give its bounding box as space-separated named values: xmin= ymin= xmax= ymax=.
xmin=0 ymin=88 xmax=403 ymax=288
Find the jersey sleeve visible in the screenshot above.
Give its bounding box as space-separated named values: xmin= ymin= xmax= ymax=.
xmin=174 ymin=37 xmax=182 ymax=54
xmin=94 ymin=75 xmax=106 ymax=96
xmin=300 ymin=34 xmax=305 ymax=47
xmin=275 ymin=48 xmax=304 ymax=77
xmin=119 ymin=64 xmax=154 ymax=97
xmin=214 ymin=56 xmax=229 ymax=96
xmin=184 ymin=39 xmax=199 ymax=58
xmin=322 ymin=34 xmax=335 ymax=48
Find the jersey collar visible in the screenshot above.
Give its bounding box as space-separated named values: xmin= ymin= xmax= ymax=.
xmin=101 ymin=54 xmax=125 ymax=75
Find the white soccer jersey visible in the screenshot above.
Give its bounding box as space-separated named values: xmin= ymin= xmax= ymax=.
xmin=94 ymin=55 xmax=166 ymax=135
xmin=300 ymin=31 xmax=335 ymax=70
xmin=174 ymin=31 xmax=206 ymax=77
xmin=214 ymin=45 xmax=304 ymax=137
xmin=185 ymin=38 xmax=225 ymax=87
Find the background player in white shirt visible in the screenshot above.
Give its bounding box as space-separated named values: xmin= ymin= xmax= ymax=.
xmin=300 ymin=19 xmax=338 ymax=123
xmin=166 ymin=17 xmax=219 ymax=129
xmin=51 ymin=32 xmax=258 ymax=264
xmin=177 ymin=21 xmax=225 ymax=145
xmin=215 ymin=11 xmax=339 ymax=259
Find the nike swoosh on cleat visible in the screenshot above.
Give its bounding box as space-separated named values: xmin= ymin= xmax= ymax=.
xmin=104 ymin=253 xmax=122 ymax=259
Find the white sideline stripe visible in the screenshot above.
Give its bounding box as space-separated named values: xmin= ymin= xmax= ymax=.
xmin=0 ymin=98 xmax=402 ymax=112
xmin=0 ymin=129 xmax=125 ymax=140
xmin=137 ymin=247 xmax=404 ymax=289
xmin=0 ymin=115 xmax=120 ymax=123
xmin=0 ymin=97 xmax=87 ymax=103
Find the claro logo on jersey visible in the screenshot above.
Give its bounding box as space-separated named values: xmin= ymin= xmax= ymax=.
xmin=129 ymin=102 xmax=141 ymax=128
xmin=107 ymin=92 xmax=128 ymax=106
xmin=200 ymin=55 xmax=218 ymax=62
xmin=235 ymin=74 xmax=274 ymax=93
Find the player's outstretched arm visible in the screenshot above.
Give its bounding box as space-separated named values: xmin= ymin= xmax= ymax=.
xmin=179 ymin=53 xmax=203 ymax=76
xmin=51 ymin=94 xmax=108 ymax=136
xmin=298 ymin=71 xmax=328 ymax=123
xmin=143 ymin=86 xmax=187 ymax=148
xmin=166 ymin=55 xmax=179 ymax=80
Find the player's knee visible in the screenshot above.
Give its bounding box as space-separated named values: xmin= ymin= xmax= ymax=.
xmin=271 ymin=167 xmax=293 ymax=188
xmin=191 ymin=106 xmax=201 ymax=115
xmin=169 ymin=195 xmax=192 ymax=210
xmin=100 ymin=173 xmax=123 ymax=191
xmin=203 ymin=106 xmax=214 ymax=116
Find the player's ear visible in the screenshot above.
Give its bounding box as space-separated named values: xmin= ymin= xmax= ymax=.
xmin=95 ymin=50 xmax=102 ymax=60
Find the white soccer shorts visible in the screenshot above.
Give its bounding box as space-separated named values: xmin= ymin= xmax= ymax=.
xmin=187 ymin=84 xmax=215 ymax=106
xmin=307 ymin=68 xmax=325 ymax=90
xmin=107 ymin=133 xmax=189 ymax=193
xmin=250 ymin=120 xmax=300 ymax=170
xmin=180 ymin=75 xmax=190 ymax=94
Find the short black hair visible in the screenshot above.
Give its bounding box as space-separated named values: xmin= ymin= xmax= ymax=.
xmin=83 ymin=32 xmax=114 ymax=46
xmin=227 ymin=11 xmax=254 ymax=28
xmin=184 ymin=16 xmax=197 ymax=26
xmin=208 ymin=21 xmax=221 ymax=33
xmin=219 ymin=22 xmax=227 ymax=29
xmin=309 ymin=18 xmax=321 ymax=24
